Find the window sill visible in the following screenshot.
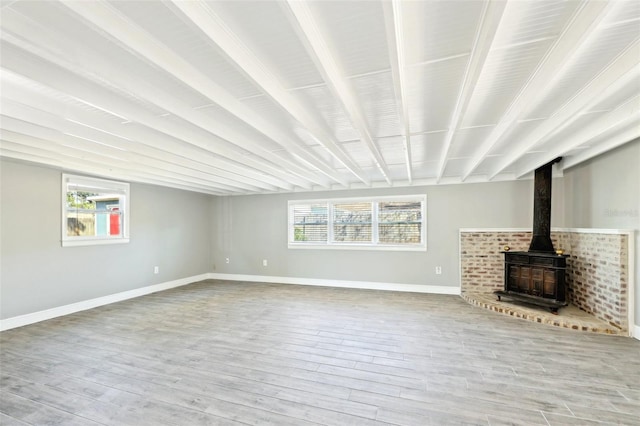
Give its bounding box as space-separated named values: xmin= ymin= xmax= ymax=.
xmin=288 ymin=243 xmax=426 ymax=252
xmin=62 ymin=238 xmax=130 ymax=248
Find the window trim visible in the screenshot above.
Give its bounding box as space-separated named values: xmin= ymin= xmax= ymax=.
xmin=288 ymin=194 xmax=426 ymax=251
xmin=61 ymin=173 xmax=130 ymax=247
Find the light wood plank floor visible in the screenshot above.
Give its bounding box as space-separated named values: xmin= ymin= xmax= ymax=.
xmin=1 ymin=280 xmax=639 ymax=425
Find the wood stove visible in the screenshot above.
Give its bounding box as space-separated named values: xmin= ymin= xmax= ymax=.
xmin=495 ymin=158 xmax=568 ymax=313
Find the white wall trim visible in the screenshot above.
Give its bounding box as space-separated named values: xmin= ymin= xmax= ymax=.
xmin=0 ymin=273 xmax=209 ymax=332
xmin=459 ymin=228 xmax=531 ymax=233
xmin=628 ymin=230 xmax=636 ymax=337
xmin=459 ymin=227 xmax=634 ymax=235
xmin=208 ymin=273 xmax=460 ymax=295
xmin=552 ymin=227 xmax=635 ymax=235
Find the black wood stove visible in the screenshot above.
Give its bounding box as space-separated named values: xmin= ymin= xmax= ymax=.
xmin=496 ymin=158 xmax=568 ymax=313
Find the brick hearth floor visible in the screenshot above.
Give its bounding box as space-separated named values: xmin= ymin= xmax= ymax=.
xmin=461 ymin=292 xmax=624 ymax=335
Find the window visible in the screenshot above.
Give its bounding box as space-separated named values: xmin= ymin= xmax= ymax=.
xmin=291 ymin=202 xmax=328 ymax=243
xmin=333 ymin=202 xmax=372 ymax=243
xmin=289 ymin=195 xmax=426 ymax=251
xmin=62 ymin=173 xmax=130 ymax=247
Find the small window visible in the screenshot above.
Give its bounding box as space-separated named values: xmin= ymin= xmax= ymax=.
xmin=288 ymin=195 xmax=426 ymax=251
xmin=62 ymin=174 xmax=130 ymax=247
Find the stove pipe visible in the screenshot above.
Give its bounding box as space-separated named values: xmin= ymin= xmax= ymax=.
xmin=528 ymin=158 xmax=562 ymax=253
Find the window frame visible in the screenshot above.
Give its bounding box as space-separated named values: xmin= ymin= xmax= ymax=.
xmin=288 ymin=194 xmax=426 ymax=251
xmin=61 ymin=173 xmax=130 ymax=247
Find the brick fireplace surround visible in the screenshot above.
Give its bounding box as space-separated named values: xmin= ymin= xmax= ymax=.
xmin=460 ymin=228 xmax=634 ymax=335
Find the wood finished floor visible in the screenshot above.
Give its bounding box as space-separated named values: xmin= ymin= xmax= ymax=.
xmin=1 ymin=280 xmax=639 ymax=426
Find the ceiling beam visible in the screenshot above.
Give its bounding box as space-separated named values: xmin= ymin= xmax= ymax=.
xmin=1 ymin=7 xmax=321 ymax=190
xmin=1 ymin=79 xmax=284 ymax=192
xmin=516 ymin=102 xmax=640 ymax=177
xmin=0 ymin=149 xmax=230 ymax=196
xmin=283 ymin=0 xmax=392 ymax=185
xmin=561 ymin=124 xmax=640 ymax=171
xmin=0 ymin=137 xmax=234 ymax=195
xmin=381 ymin=0 xmax=412 ymax=183
xmin=0 ymin=39 xmax=304 ymax=192
xmin=170 ymin=0 xmax=369 ymax=186
xmin=433 ymin=0 xmax=507 ymax=182
xmin=1 ymin=99 xmax=278 ymax=193
xmin=489 ymin=45 xmax=640 ymax=179
xmin=59 ymin=0 xmax=345 ymax=188
xmin=461 ymin=0 xmax=614 ymax=181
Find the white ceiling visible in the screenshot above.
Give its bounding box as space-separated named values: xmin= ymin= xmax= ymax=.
xmin=1 ymin=0 xmax=639 ymax=195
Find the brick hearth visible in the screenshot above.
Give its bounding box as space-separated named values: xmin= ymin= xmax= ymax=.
xmin=462 ymin=292 xmax=622 ymax=335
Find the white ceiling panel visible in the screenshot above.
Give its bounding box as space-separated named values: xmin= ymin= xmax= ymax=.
xmin=294 ymin=84 xmax=360 ymax=143
xmin=467 ymin=155 xmax=515 ymax=178
xmin=194 ymin=102 xmax=285 ymax=154
xmin=339 ymin=139 xmax=375 ymax=170
xmin=1 ymin=0 xmax=638 ymax=194
xmin=350 ymin=71 xmax=401 ymax=139
xmin=584 ymin=81 xmax=640 ymax=114
xmin=403 ymin=0 xmax=484 ymax=64
xmin=411 ymin=161 xmax=438 ymax=180
xmin=377 ymin=136 xmax=407 ymax=166
xmin=525 ymin=19 xmax=640 ymax=120
xmin=2 ymin=71 xmax=126 ymax=126
xmin=442 ymin=157 xmax=472 ymax=178
xmin=600 ymin=0 xmax=640 ymax=27
xmin=448 ymin=126 xmax=496 ymax=159
xmin=491 ymin=0 xmax=582 ymax=48
xmin=460 ymin=0 xmax=582 ymax=126
xmin=410 ymin=132 xmax=447 ymax=166
xmin=8 ymin=1 xmax=212 ymax=111
xmin=310 ymin=144 xmax=341 ymax=169
xmin=462 ymin=38 xmax=556 ymax=127
xmin=234 ymin=95 xmax=301 ymax=141
xmin=106 ymin=0 xmax=263 ymax=101
xmin=308 ymin=0 xmax=390 ymax=76
xmin=407 ymin=55 xmax=470 ymax=134
xmin=535 ymin=112 xmax=612 ymax=152
xmin=512 ymin=151 xmax=549 ymax=172
xmin=198 ymin=0 xmax=324 ymax=90
xmin=387 ymin=164 xmax=412 ymax=182
xmin=486 ymin=120 xmax=548 ymax=157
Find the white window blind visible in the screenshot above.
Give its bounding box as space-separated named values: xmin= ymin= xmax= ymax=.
xmin=378 ymin=201 xmax=422 ymax=244
xmin=288 ymin=195 xmax=426 ymax=251
xmin=291 ymin=202 xmax=328 ymax=243
xmin=332 ymin=202 xmax=372 ymax=243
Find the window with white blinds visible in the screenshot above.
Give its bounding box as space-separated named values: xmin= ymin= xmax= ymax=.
xmin=290 ymin=202 xmax=328 ymax=243
xmin=333 ymin=202 xmax=372 ymax=243
xmin=288 ymin=195 xmax=426 ymax=250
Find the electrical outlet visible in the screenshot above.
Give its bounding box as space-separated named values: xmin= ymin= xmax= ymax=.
xmin=225 ymin=257 xmax=230 ymax=264
xmin=262 ymin=259 xmax=268 ymax=267
xmin=154 ymin=266 xmax=159 ymax=274
xmin=435 ymin=266 xmax=442 ymax=275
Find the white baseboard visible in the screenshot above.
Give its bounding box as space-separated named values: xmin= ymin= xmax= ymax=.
xmin=0 ymin=273 xmax=209 ymax=332
xmin=634 ymin=325 xmax=640 ymax=341
xmin=208 ymin=273 xmax=460 ymax=295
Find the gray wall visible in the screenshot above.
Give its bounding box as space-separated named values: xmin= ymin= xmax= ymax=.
xmin=562 ymin=139 xmax=640 ymax=328
xmin=0 ymin=159 xmax=213 ymax=319
xmin=10 ymin=139 xmax=635 ymax=324
xmin=211 ymin=179 xmax=564 ymax=288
